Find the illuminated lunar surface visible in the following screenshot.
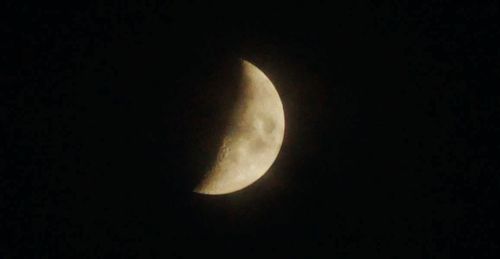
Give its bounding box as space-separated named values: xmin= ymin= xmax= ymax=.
xmin=193 ymin=59 xmax=285 ymax=195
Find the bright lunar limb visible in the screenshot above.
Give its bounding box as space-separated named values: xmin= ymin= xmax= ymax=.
xmin=193 ymin=59 xmax=285 ymax=195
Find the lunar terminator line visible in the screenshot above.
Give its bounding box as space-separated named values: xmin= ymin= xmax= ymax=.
xmin=194 ymin=59 xmax=285 ymax=195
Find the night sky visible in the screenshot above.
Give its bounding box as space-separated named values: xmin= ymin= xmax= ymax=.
xmin=3 ymin=1 xmax=500 ymax=258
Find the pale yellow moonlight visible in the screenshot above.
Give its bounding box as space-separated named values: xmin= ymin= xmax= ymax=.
xmin=194 ymin=59 xmax=285 ymax=195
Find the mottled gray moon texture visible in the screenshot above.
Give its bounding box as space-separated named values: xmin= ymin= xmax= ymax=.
xmin=193 ymin=59 xmax=285 ymax=195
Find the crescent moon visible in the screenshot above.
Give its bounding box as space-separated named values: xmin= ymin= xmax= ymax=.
xmin=194 ymin=59 xmax=285 ymax=195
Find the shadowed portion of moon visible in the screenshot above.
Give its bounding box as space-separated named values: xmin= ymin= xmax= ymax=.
xmin=185 ymin=58 xmax=243 ymax=190
xmin=194 ymin=59 xmax=285 ymax=195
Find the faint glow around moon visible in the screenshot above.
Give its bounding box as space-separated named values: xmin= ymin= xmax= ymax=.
xmin=193 ymin=59 xmax=285 ymax=195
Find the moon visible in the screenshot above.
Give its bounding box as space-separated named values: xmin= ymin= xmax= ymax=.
xmin=193 ymin=59 xmax=285 ymax=195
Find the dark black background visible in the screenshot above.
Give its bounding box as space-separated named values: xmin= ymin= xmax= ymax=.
xmin=2 ymin=1 xmax=500 ymax=258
